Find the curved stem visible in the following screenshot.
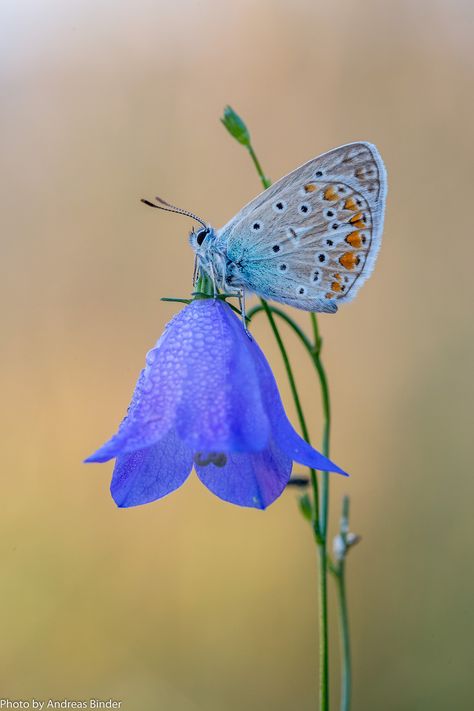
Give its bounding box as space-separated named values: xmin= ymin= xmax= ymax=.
xmin=248 ymin=304 xmax=313 ymax=353
xmin=249 ymin=303 xmax=332 ymax=536
xmin=259 ymin=300 xmax=320 ymax=533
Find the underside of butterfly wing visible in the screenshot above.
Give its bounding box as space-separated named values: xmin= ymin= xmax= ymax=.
xmin=215 ymin=142 xmax=387 ymax=312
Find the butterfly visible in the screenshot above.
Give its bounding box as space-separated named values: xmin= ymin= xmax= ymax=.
xmin=143 ymin=142 xmax=387 ymax=317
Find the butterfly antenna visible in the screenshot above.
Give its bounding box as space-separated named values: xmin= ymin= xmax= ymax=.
xmin=140 ymin=196 xmax=207 ymax=229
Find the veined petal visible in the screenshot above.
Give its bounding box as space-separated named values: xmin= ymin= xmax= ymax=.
xmin=86 ymin=300 xmax=271 ymax=464
xmin=175 ymin=300 xmax=269 ymax=452
xmin=195 ymin=438 xmax=292 ymax=509
xmin=86 ymin=310 xmax=193 ymax=462
xmin=249 ymin=336 xmax=347 ymax=476
xmin=110 ymin=428 xmax=193 ymax=507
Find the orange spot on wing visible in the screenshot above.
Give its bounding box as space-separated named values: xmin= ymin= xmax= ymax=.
xmin=323 ymin=186 xmax=338 ymax=201
xmin=304 ymin=183 xmax=317 ymax=192
xmin=339 ymin=252 xmax=360 ymax=270
xmin=334 ymin=273 xmax=342 ymax=281
xmin=349 ymin=212 xmax=367 ymax=229
xmin=331 ymin=281 xmax=342 ymax=292
xmin=344 ymin=197 xmax=358 ymax=211
xmin=345 ymin=231 xmax=364 ymax=248
xmin=325 ymin=292 xmax=334 ymax=299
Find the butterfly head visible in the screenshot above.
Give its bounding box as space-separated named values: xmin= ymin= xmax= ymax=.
xmin=189 ymin=225 xmax=216 ymax=254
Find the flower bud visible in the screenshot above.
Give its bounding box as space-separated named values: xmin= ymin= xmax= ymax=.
xmin=298 ymin=493 xmax=313 ymax=522
xmin=346 ymin=532 xmax=361 ymax=548
xmin=221 ymin=106 xmax=250 ymax=146
xmin=333 ymin=533 xmax=345 ymax=561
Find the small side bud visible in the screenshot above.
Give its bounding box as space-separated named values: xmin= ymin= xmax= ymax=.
xmin=221 ymin=106 xmax=250 ymax=146
xmin=333 ymin=533 xmax=345 ymax=562
xmin=346 ymin=532 xmax=361 ymax=548
xmin=333 ymin=530 xmax=361 ymax=562
xmin=298 ymin=493 xmax=313 ymax=522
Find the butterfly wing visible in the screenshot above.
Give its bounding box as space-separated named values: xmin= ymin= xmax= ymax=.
xmin=215 ymin=142 xmax=387 ymax=312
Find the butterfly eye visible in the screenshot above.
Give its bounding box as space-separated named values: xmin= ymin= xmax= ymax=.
xmin=196 ymin=228 xmax=209 ymax=246
xmin=279 ymin=263 xmax=287 ymax=272
xmin=298 ymin=203 xmax=312 ymax=215
xmin=298 ymin=286 xmax=307 ymax=295
xmin=251 ymin=221 xmax=263 ymax=232
xmin=313 ymin=270 xmax=320 ymax=282
xmin=317 ymin=253 xmax=327 ymax=263
xmin=315 ymin=170 xmax=323 ymax=178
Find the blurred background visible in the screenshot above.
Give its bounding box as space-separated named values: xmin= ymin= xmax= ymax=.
xmin=1 ymin=0 xmax=473 ymax=708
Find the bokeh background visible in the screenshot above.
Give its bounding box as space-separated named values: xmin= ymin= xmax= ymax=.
xmin=1 ymin=0 xmax=473 ymax=709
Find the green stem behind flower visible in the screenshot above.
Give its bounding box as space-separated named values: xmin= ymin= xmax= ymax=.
xmin=258 ymin=300 xmax=320 ymax=532
xmin=310 ymin=312 xmax=331 ymax=538
xmin=329 ymin=496 xmax=353 ymax=711
xmin=248 ymin=302 xmax=329 ymax=709
xmin=223 ymin=110 xmax=330 ymax=711
xmin=335 ymin=558 xmax=350 ymax=711
xmin=222 ymin=105 xmax=356 ymax=711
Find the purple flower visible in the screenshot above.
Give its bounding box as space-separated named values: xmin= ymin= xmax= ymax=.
xmin=86 ymin=299 xmax=346 ymax=509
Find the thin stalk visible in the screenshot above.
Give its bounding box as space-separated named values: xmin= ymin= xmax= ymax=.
xmin=224 ymin=120 xmax=334 ymax=711
xmin=247 ymin=144 xmax=271 ymax=189
xmin=332 ymin=495 xmax=352 ymax=711
xmin=247 ymin=304 xmax=313 ymax=353
xmin=259 ymin=300 xmax=320 ymax=534
xmin=335 ymin=560 xmax=351 ymax=711
xmin=318 ymin=542 xmax=329 ymax=711
xmin=311 ymin=316 xmax=331 ymax=538
xmin=251 ymin=303 xmax=331 ymax=711
xmin=248 ymin=303 xmax=331 ymax=539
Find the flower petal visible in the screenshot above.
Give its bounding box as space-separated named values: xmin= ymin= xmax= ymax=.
xmin=175 ymin=300 xmax=269 ymax=452
xmin=110 ymin=428 xmax=193 ymax=507
xmin=85 ymin=311 xmax=192 ymax=462
xmin=249 ymin=336 xmax=348 ymax=476
xmin=86 ymin=300 xmax=271 ymax=463
xmin=195 ymin=439 xmax=292 ymax=509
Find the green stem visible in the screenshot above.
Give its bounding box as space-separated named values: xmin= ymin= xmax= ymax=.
xmin=251 ymin=303 xmax=330 ymax=710
xmin=335 ymin=560 xmax=351 ymax=711
xmin=319 ymin=542 xmax=329 ymax=711
xmin=247 ymin=304 xmax=313 ymax=352
xmin=308 ymin=313 xmax=331 ymax=535
xmin=225 ymin=122 xmax=333 ymax=711
xmin=248 ymin=303 xmax=332 ymax=539
xmin=247 ymin=144 xmax=271 ymax=189
xmin=330 ymin=496 xmax=351 ymax=711
xmin=259 ymin=300 xmax=320 ymax=534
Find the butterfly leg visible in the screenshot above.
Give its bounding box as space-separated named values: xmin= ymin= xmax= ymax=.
xmin=208 ymin=262 xmax=218 ymax=298
xmin=238 ymin=289 xmax=252 ymax=339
